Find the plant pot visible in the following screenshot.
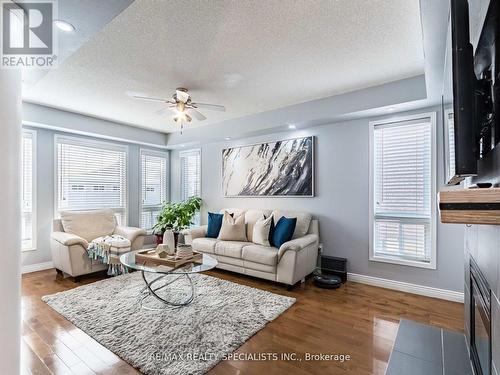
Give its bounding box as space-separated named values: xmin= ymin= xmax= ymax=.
xmin=155 ymin=234 xmax=163 ymax=245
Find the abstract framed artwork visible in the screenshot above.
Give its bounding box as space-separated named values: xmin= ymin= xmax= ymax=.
xmin=222 ymin=136 xmax=314 ymax=197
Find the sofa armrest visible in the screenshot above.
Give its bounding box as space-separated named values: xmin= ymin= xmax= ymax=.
xmin=51 ymin=231 xmax=89 ymax=247
xmin=182 ymin=225 xmax=208 ymax=245
xmin=278 ymin=234 xmax=319 ymax=260
xmin=114 ymin=226 xmax=147 ymax=243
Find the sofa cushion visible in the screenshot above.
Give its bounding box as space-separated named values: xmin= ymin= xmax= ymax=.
xmin=273 ymin=210 xmax=312 ymax=239
xmin=60 ymin=209 xmax=117 ymax=242
xmin=252 ymin=215 xmax=273 ymax=246
xmin=215 ymin=241 xmax=248 ymax=258
xmin=192 ymin=237 xmax=219 ymax=254
xmin=244 ymin=209 xmax=272 ymax=242
xmin=218 ymin=212 xmax=247 ymax=241
xmin=219 ymin=208 xmax=246 ymax=217
xmin=242 ymin=244 xmax=279 ymax=266
xmin=207 ymin=212 xmax=224 ymax=238
xmin=271 ymin=216 xmax=297 ymax=248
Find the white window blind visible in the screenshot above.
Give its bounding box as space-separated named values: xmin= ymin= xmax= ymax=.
xmin=371 ymin=116 xmax=435 ymax=267
xmin=180 ymin=149 xmax=201 ymax=225
xmin=140 ymin=150 xmax=168 ymax=229
xmin=56 ymin=136 xmax=128 ymax=224
xmin=22 ymin=130 xmax=36 ymax=250
xmin=445 ymin=109 xmax=456 ymax=181
xmin=180 ymin=149 xmax=201 ymax=200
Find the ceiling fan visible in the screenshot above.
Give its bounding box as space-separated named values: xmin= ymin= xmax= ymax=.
xmin=130 ymin=88 xmax=225 ymax=131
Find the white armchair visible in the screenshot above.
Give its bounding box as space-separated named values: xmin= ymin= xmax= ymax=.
xmin=51 ymin=209 xmax=146 ymax=281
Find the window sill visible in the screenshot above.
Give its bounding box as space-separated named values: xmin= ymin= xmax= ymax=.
xmin=369 ymin=255 xmax=436 ymax=270
xmin=21 ymin=247 xmax=37 ymax=253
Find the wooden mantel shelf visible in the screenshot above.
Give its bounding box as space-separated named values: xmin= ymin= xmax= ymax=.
xmin=438 ymin=188 xmax=500 ymax=225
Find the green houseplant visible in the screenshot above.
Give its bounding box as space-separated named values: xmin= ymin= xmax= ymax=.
xmin=152 ymin=196 xmax=202 ymax=245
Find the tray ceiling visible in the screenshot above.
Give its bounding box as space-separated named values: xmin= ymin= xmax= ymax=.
xmin=23 ymin=0 xmax=424 ymax=133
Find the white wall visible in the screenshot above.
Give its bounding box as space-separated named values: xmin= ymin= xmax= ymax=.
xmin=0 ymin=69 xmax=21 ymax=374
xmin=171 ymin=106 xmax=465 ymax=292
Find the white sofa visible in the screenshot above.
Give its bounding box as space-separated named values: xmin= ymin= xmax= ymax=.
xmin=51 ymin=209 xmax=146 ymax=281
xmin=183 ymin=208 xmax=319 ymax=287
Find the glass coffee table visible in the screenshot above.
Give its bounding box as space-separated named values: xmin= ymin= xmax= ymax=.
xmin=120 ymin=250 xmax=217 ymax=310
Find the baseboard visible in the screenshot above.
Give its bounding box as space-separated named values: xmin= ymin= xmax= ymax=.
xmin=22 ymin=261 xmax=54 ymax=274
xmin=347 ymin=272 xmax=464 ymax=303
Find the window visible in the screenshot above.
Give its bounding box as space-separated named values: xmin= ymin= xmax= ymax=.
xmin=369 ymin=114 xmax=436 ymax=269
xmin=140 ymin=149 xmax=168 ymax=230
xmin=180 ymin=149 xmax=201 ymax=225
xmin=22 ymin=130 xmax=36 ymax=251
xmin=56 ymin=136 xmax=128 ymax=224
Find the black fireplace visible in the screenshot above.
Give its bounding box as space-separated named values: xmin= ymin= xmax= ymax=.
xmin=470 ymin=258 xmax=492 ymax=375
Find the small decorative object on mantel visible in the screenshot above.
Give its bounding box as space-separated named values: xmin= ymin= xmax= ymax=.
xmin=155 ymin=244 xmax=169 ymax=258
xmin=474 ymin=182 xmax=493 ymax=189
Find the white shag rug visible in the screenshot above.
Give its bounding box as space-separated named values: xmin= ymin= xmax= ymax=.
xmin=42 ymin=272 xmax=295 ymax=375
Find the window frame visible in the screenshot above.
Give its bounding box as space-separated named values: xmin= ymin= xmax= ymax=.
xmin=179 ymin=148 xmax=201 ymax=226
xmin=368 ymin=112 xmax=437 ymax=269
xmin=139 ymin=148 xmax=169 ymax=231
xmin=21 ymin=129 xmax=37 ymax=252
xmin=54 ymin=134 xmax=129 ymax=224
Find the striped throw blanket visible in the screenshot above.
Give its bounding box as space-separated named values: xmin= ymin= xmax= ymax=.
xmin=87 ymin=235 xmax=131 ymax=276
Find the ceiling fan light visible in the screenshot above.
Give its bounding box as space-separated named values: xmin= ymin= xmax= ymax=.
xmin=173 ymin=112 xmax=192 ymax=123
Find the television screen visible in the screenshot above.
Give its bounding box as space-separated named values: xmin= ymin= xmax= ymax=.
xmin=442 ymin=0 xmax=477 ymax=185
xmin=474 ymin=0 xmax=500 ymax=158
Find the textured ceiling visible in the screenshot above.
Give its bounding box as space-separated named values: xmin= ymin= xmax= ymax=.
xmin=23 ymin=0 xmax=425 ymax=133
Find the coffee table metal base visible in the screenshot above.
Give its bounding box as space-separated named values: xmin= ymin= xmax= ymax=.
xmin=139 ymin=271 xmax=195 ymax=310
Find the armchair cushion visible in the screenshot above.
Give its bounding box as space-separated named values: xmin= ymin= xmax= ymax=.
xmin=52 ymin=231 xmax=89 ymax=247
xmin=113 ymin=225 xmax=147 ymax=244
xmin=278 ymin=234 xmax=319 ymax=259
xmin=60 ymin=209 xmax=117 ymax=242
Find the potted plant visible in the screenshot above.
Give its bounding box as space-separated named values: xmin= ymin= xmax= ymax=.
xmin=152 ymin=196 xmax=202 ymax=247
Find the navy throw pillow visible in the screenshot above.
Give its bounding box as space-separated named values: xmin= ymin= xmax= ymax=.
xmin=272 ymin=216 xmax=297 ymax=248
xmin=206 ymin=212 xmax=223 ymax=238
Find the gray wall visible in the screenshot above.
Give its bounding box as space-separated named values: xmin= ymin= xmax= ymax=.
xmin=171 ymin=106 xmax=465 ymax=292
xmin=21 ymin=107 xmax=168 ymax=267
xmin=464 ymin=137 xmax=500 ymax=375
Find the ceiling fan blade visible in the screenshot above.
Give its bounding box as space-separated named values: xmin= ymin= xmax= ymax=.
xmin=176 ymin=90 xmax=190 ymax=103
xmin=187 ymin=108 xmax=207 ymax=121
xmin=154 ymin=107 xmax=175 ymax=116
xmin=192 ymin=102 xmax=226 ymax=112
xmin=132 ymin=95 xmax=169 ymax=103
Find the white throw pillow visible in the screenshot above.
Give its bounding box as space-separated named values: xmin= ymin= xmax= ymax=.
xmin=218 ymin=211 xmax=248 ymax=241
xmin=252 ymin=215 xmax=272 ymax=246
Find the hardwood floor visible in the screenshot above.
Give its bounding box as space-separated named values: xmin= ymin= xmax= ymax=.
xmin=21 ymin=269 xmax=464 ymax=375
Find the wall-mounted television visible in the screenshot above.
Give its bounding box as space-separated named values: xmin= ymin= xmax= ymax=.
xmin=474 ymin=0 xmax=500 ymax=159
xmin=442 ymin=0 xmax=478 ymax=185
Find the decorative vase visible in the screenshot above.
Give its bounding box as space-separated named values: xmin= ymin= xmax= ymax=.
xmin=162 ymin=229 xmax=177 ymax=255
